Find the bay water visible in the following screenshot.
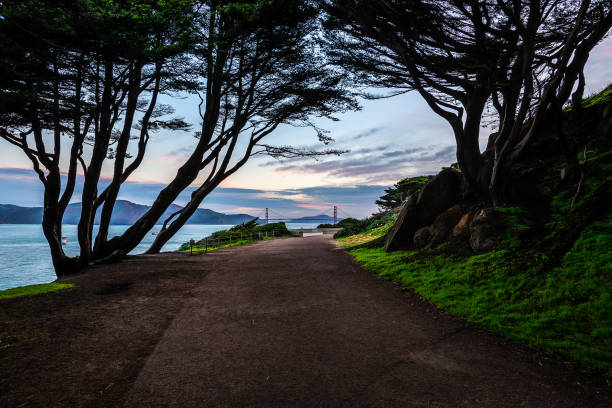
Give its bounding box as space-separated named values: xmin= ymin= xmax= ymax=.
xmin=0 ymin=222 xmax=316 ymax=290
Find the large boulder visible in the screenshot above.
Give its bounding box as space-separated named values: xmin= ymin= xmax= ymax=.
xmin=428 ymin=203 xmax=469 ymax=247
xmin=386 ymin=169 xmax=462 ymax=251
xmin=384 ymin=195 xmax=418 ymax=251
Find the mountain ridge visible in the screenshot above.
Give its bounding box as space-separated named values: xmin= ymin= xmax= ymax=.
xmin=288 ymin=214 xmax=340 ymax=223
xmin=0 ymin=200 xmax=256 ymax=225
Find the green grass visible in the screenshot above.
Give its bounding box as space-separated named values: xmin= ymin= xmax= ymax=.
xmin=581 ymin=87 xmax=612 ymax=108
xmin=342 ymin=88 xmax=612 ymax=376
xmin=178 ymin=221 xmax=290 ymax=252
xmin=0 ymin=283 xmax=73 ymax=300
xmin=349 ymin=214 xmax=612 ymax=376
xmin=564 ymin=85 xmax=612 ymax=111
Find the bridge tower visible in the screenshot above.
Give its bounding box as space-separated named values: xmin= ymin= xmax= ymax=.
xmin=333 ymin=205 xmax=337 ymax=225
xmin=265 ymin=208 xmax=269 ymax=224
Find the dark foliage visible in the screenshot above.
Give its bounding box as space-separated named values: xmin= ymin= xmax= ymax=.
xmin=375 ymin=176 xmax=433 ymax=210
xmin=333 ymin=212 xmax=395 ymax=238
xmin=323 ymin=0 xmax=612 ymax=201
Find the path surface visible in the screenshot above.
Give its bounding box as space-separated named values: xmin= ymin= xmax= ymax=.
xmin=124 ymin=236 xmax=610 ymax=407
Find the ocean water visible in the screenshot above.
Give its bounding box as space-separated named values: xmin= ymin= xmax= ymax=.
xmin=0 ymin=222 xmax=319 ymax=290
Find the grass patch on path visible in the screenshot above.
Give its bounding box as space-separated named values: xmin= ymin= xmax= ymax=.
xmin=0 ymin=283 xmax=73 ymax=300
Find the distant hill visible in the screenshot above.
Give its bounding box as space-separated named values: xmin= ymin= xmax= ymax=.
xmin=0 ymin=200 xmax=256 ymax=225
xmin=289 ymin=214 xmax=341 ymax=223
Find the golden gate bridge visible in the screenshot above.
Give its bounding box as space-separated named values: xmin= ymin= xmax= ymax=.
xmin=252 ymin=206 xmax=355 ymax=225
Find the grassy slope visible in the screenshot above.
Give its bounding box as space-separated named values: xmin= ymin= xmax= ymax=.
xmin=0 ymin=283 xmax=73 ymax=300
xmin=337 ymin=223 xmax=393 ymax=247
xmin=346 ymin=97 xmax=612 ymax=377
xmin=177 ymin=222 xmax=290 ymax=253
xmin=177 ymin=237 xmax=276 ymax=254
xmin=350 ymin=213 xmax=611 ymax=375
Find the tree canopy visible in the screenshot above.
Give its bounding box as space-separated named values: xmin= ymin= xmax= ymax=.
xmin=323 ymin=0 xmax=612 ymax=201
xmin=0 ymin=0 xmax=356 ymax=275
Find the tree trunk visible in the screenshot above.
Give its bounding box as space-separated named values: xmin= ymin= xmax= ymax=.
xmin=455 ymin=87 xmax=489 ymax=197
xmin=146 ymin=183 xmax=218 ymax=254
xmin=93 ymin=64 xmax=142 ymax=254
xmin=41 ymin=172 xmax=82 ymax=276
xmin=78 ymin=60 xmax=114 ymax=265
xmin=94 ymin=46 xmax=229 ymax=260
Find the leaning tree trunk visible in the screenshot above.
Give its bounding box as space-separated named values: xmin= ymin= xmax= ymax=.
xmin=147 ymin=130 xmax=251 ymax=254
xmin=92 ymin=40 xmax=228 ymax=261
xmin=93 ymin=135 xmax=223 ymax=260
xmin=93 ymin=64 xmax=142 ymax=255
xmin=145 ymin=184 xmax=215 ymax=254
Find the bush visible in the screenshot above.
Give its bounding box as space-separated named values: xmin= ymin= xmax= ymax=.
xmin=333 ymin=211 xmax=396 ymax=239
xmin=178 ymin=220 xmax=290 ymax=251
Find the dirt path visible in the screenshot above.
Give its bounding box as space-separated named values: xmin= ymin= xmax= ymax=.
xmin=121 ymin=236 xmax=609 ymax=407
xmin=1 ymin=235 xmax=610 ymax=407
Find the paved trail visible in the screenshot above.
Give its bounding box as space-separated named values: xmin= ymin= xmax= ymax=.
xmin=124 ymin=236 xmax=610 ymax=407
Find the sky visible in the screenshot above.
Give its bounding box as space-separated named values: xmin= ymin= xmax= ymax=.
xmin=1 ymin=37 xmax=611 ymax=219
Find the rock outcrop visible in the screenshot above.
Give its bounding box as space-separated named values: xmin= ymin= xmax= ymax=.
xmin=385 ymin=169 xmax=462 ymax=251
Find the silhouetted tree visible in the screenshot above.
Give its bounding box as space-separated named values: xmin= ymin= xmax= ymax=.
xmin=323 ymin=0 xmax=612 ymax=202
xmin=375 ymin=176 xmax=433 ymax=210
xmin=108 ymin=0 xmax=357 ymax=255
xmin=0 ymin=0 xmax=356 ymax=275
xmin=0 ymin=0 xmax=197 ymax=273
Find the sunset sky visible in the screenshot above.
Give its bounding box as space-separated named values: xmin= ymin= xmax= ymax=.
xmin=1 ymin=37 xmax=611 ymax=219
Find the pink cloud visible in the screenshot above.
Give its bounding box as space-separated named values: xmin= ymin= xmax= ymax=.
xmin=296 ymin=203 xmax=329 ymax=210
xmin=0 ymin=172 xmax=38 ymax=182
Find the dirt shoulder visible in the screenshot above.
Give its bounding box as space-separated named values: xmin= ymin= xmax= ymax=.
xmin=1 ymin=250 xmax=216 ymax=407
xmin=1 ymin=236 xmax=611 ymax=407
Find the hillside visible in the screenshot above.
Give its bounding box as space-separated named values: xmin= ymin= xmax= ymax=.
xmin=290 ymin=214 xmax=340 ymax=223
xmin=340 ymin=86 xmax=612 ymax=377
xmin=0 ymin=200 xmax=256 ymax=225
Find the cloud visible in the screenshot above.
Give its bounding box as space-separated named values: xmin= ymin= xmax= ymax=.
xmin=584 ymin=36 xmax=612 ymax=92
xmin=253 ymin=191 xmax=314 ymax=203
xmin=351 ymin=126 xmax=385 ymax=139
xmin=257 ymin=144 xmax=394 ymax=169
xmin=269 ymin=144 xmax=455 ymax=184
xmin=0 ymin=166 xmax=40 ymax=182
xmin=158 ymin=152 xmax=188 ymax=166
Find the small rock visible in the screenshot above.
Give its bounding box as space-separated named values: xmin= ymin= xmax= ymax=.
xmin=413 ymin=226 xmax=431 ymax=248
xmin=469 ymin=207 xmax=500 ymax=252
xmin=452 ymin=213 xmax=471 ymax=238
